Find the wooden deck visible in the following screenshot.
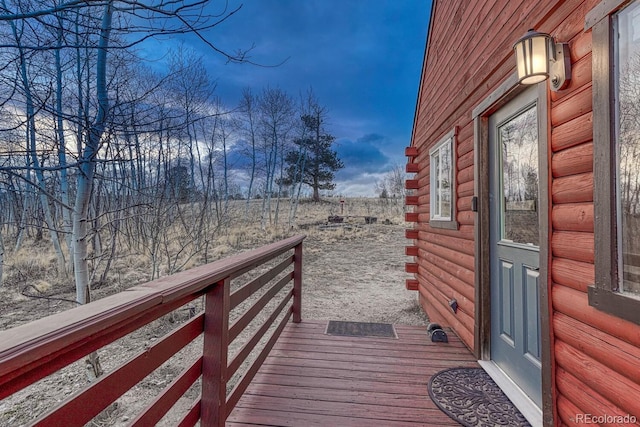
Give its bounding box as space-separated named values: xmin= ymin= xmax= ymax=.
xmin=227 ymin=320 xmax=479 ymax=426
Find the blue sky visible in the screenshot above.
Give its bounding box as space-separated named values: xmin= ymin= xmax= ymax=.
xmin=148 ymin=1 xmax=430 ymax=196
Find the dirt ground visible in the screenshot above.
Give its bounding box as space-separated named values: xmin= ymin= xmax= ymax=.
xmin=301 ymin=223 xmax=427 ymax=324
xmin=0 ymin=207 xmax=428 ymax=426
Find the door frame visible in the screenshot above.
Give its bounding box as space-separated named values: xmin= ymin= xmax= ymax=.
xmin=472 ymin=73 xmax=553 ymax=427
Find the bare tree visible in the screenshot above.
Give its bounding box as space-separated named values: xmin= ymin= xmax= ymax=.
xmin=0 ymin=229 xmax=4 ymax=286
xmin=0 ymin=0 xmax=255 ymax=383
xmin=1 ymin=0 xmax=67 ymax=274
xmin=257 ymin=87 xmax=294 ymax=229
xmin=237 ymin=87 xmax=259 ymax=218
xmin=0 ymin=0 xmax=251 ymax=302
xmin=287 ymin=89 xmax=320 ymax=225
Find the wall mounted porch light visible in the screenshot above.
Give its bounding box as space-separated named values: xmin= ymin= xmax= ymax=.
xmin=513 ymin=29 xmax=571 ymax=91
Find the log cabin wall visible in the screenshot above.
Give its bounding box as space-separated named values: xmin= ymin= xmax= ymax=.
xmin=408 ymin=0 xmax=640 ymax=425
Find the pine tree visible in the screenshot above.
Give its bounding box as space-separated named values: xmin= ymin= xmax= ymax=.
xmin=284 ymin=112 xmax=343 ymax=202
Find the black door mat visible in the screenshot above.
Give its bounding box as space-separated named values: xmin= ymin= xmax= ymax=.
xmin=325 ymin=321 xmax=397 ymax=338
xmin=428 ymin=367 xmax=531 ymax=427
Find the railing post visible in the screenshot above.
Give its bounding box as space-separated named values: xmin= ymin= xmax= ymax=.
xmin=201 ymin=277 xmax=230 ymax=427
xmin=293 ymin=242 xmax=303 ymax=323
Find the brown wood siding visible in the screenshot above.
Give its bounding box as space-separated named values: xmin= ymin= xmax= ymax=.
xmin=547 ymin=1 xmax=640 ymax=423
xmin=411 ymin=0 xmax=564 ymax=352
xmin=411 ymin=0 xmax=640 ymax=424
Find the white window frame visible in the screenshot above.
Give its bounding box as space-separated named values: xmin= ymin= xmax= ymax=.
xmin=429 ymin=128 xmax=458 ymax=229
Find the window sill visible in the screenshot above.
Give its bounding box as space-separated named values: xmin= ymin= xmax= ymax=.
xmin=587 ymin=285 xmax=640 ymax=325
xmin=429 ymin=219 xmax=459 ymax=230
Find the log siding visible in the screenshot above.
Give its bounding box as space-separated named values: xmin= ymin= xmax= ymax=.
xmin=409 ymin=0 xmax=640 ymax=425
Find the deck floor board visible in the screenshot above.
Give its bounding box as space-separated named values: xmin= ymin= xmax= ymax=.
xmin=227 ymin=320 xmax=477 ymax=426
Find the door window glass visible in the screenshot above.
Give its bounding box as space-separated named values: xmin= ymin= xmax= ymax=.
xmin=499 ymin=105 xmax=539 ymax=246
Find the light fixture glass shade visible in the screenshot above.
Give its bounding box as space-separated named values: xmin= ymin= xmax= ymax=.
xmin=514 ymin=30 xmax=551 ymax=85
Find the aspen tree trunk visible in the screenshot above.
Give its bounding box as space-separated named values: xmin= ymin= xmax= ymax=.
xmin=268 ymin=133 xmax=277 ymax=226
xmin=263 ymin=129 xmax=279 ymax=228
xmin=260 ymin=141 xmax=272 ymax=230
xmin=288 ymin=147 xmax=307 ymax=228
xmin=274 ymin=147 xmax=286 ymax=227
xmin=241 ymin=89 xmax=258 ymax=219
xmin=0 ymin=231 xmax=4 ymax=287
xmin=4 ymin=0 xmax=67 ymax=274
xmin=71 ymin=2 xmax=112 ymax=383
xmin=13 ymin=167 xmax=30 ymax=254
xmin=55 ymin=18 xmax=73 ymax=268
xmin=247 ymin=134 xmax=256 ymax=212
xmin=222 ymin=127 xmax=230 ymax=219
xmin=73 ymin=2 xmax=112 ymax=305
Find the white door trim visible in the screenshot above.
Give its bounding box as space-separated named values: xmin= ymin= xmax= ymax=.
xmin=478 ymin=360 xmax=542 ymax=427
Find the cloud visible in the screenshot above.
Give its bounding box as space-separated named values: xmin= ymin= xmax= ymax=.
xmin=226 ymin=133 xmax=392 ymax=180
xmin=334 ymin=136 xmax=390 ymax=180
xmin=223 ymin=132 xmax=395 ymax=197
xmin=356 ymin=133 xmax=386 ymax=147
xmin=225 ymin=139 xmax=253 ymax=170
xmin=334 ymin=172 xmax=388 ymax=197
xmin=191 ymin=0 xmax=428 ymax=143
xmin=154 ymin=0 xmax=431 ymax=197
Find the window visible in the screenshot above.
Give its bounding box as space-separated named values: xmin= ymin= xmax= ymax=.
xmin=616 ymin=1 xmax=640 ymax=296
xmin=429 ymin=129 xmax=458 ymax=229
xmin=589 ymin=0 xmax=640 ymax=324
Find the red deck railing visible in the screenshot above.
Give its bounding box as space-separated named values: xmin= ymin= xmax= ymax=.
xmin=0 ymin=235 xmax=305 ymax=426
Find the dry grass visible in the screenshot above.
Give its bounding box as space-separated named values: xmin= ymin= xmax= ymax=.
xmin=0 ymin=197 xmax=413 ymax=328
xmin=0 ymin=196 xmax=426 ymax=426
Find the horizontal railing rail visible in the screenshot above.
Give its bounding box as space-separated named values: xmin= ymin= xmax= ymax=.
xmin=0 ymin=234 xmax=305 ymax=427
